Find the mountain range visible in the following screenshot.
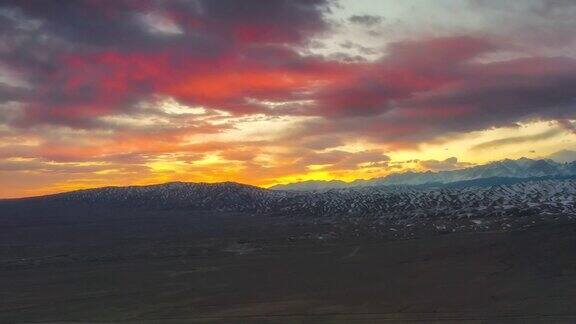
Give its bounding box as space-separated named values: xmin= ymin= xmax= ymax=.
xmin=271 ymin=157 xmax=576 ymax=191
xmin=3 ymin=174 xmax=576 ymax=222
xmin=3 ymin=156 xmax=576 ymax=233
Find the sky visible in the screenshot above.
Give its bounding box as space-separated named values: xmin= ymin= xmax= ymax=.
xmin=0 ymin=0 xmax=576 ymax=198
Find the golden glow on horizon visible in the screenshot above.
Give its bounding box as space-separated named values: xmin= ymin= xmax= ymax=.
xmin=389 ymin=121 xmax=571 ymax=164
xmin=0 ymin=119 xmax=574 ymax=198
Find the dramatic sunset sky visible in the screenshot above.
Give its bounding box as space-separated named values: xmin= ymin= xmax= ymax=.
xmin=1 ymin=0 xmax=576 ymax=198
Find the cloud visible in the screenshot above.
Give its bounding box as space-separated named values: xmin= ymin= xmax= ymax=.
xmin=418 ymin=157 xmax=473 ymax=172
xmin=4 ymin=0 xmax=331 ymax=48
xmin=0 ymin=157 xmax=150 ymax=175
xmin=292 ymin=149 xmax=390 ymax=171
xmin=0 ymin=83 xmax=29 ymax=103
xmin=300 ymin=136 xmax=345 ymax=150
xmin=558 ymin=119 xmax=576 ymax=133
xmin=467 ymin=0 xmax=576 ymax=47
xmin=285 ymin=37 xmax=576 ymax=149
xmin=4 ymin=1 xmax=576 ymax=147
xmin=348 ymin=15 xmax=383 ymax=27
xmin=547 ymin=149 xmax=576 ymax=163
xmin=0 ymin=0 xmax=333 ymax=128
xmin=470 ymin=128 xmax=563 ymax=151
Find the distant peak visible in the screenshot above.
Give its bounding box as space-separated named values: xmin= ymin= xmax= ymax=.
xmin=273 ymin=157 xmax=575 ymax=191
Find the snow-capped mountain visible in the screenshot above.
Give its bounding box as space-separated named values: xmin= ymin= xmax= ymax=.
xmin=40 ymin=181 xmax=290 ymax=212
xmin=271 ymin=158 xmax=576 ymax=191
xmin=279 ymin=179 xmax=576 ymax=218
xmin=3 ymin=177 xmax=576 ymax=239
xmin=3 ymin=177 xmax=576 ymax=220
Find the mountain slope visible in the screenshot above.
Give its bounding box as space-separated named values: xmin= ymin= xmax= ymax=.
xmin=14 ymin=181 xmax=290 ymax=212
xmin=3 ymin=178 xmax=576 ymax=222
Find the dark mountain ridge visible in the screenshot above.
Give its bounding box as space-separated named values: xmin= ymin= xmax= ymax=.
xmin=271 ymin=158 xmax=576 ymax=191
xmin=3 ymin=176 xmax=576 ymax=224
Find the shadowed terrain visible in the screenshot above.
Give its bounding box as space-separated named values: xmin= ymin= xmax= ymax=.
xmin=1 ymin=181 xmax=576 ymax=322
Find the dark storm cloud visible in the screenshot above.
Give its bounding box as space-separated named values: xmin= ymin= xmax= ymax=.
xmin=2 ymin=1 xmax=157 ymax=48
xmin=286 ymin=36 xmax=576 ymax=149
xmin=0 ymin=0 xmax=333 ymax=128
xmin=348 ymin=14 xmax=383 ymax=27
xmin=0 ymin=83 xmax=29 ymax=103
xmin=198 ymin=0 xmax=331 ymax=44
xmin=287 ymin=36 xmax=497 ymax=119
xmin=406 ymin=57 xmax=576 ymax=131
xmin=2 ymin=0 xmax=331 ymax=50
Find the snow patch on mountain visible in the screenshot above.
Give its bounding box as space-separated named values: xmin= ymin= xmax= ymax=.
xmin=271 ymin=158 xmax=576 ymax=191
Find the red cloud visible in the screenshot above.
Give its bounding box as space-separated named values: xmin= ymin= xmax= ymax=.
xmin=11 ymin=31 xmax=576 ymax=154
xmin=2 ymin=0 xmax=576 ymax=153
